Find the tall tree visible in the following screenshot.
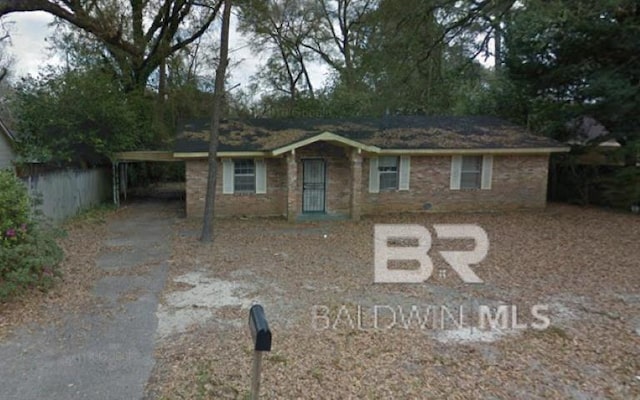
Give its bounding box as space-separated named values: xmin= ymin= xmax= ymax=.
xmin=13 ymin=67 xmax=153 ymax=163
xmin=505 ymin=0 xmax=640 ymax=207
xmin=0 ymin=19 xmax=12 ymax=83
xmin=44 ymin=20 xmax=220 ymax=148
xmin=238 ymin=0 xmax=316 ymax=105
xmin=357 ymin=0 xmax=446 ymax=114
xmin=304 ymin=0 xmax=375 ymax=90
xmin=0 ymin=0 xmax=223 ymax=90
xmin=505 ymin=0 xmax=640 ymax=140
xmin=200 ymin=0 xmax=231 ymax=243
xmin=319 ymin=0 xmax=495 ymax=116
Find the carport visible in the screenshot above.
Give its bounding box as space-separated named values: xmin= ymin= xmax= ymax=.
xmin=112 ymin=151 xmax=181 ymax=206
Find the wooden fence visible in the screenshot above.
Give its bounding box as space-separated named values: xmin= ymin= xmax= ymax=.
xmin=21 ymin=167 xmax=111 ymax=223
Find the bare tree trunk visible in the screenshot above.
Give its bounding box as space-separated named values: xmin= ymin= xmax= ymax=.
xmin=300 ymin=57 xmax=314 ymax=99
xmin=200 ymin=0 xmax=232 ymax=243
xmin=493 ymin=20 xmax=502 ymax=72
xmin=159 ymin=57 xmax=167 ymax=99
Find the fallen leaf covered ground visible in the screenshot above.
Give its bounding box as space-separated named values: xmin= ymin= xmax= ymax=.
xmin=0 ymin=207 xmax=117 ymax=339
xmin=146 ymin=204 xmax=640 ymax=399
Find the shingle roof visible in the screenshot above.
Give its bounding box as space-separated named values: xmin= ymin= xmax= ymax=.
xmin=174 ymin=116 xmax=565 ymax=153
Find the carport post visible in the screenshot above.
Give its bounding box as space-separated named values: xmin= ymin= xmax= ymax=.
xmin=112 ymin=161 xmax=120 ymax=207
xmin=248 ymin=304 xmax=271 ymax=400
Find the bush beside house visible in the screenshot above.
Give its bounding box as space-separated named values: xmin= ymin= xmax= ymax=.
xmin=0 ymin=169 xmax=63 ymax=300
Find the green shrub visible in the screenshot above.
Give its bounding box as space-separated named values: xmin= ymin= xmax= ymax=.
xmin=0 ymin=169 xmax=31 ymax=245
xmin=601 ymin=166 xmax=640 ymax=209
xmin=0 ymin=228 xmax=63 ymax=299
xmin=0 ymin=169 xmax=64 ymax=300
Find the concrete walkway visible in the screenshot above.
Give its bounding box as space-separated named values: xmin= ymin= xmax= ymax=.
xmin=0 ymin=201 xmax=174 ymax=400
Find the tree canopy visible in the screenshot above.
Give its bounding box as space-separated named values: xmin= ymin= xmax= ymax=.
xmin=2 ymin=0 xmax=639 ymax=207
xmin=14 ymin=67 xmax=155 ymax=163
xmin=0 ymin=0 xmax=223 ymax=89
xmin=505 ymin=0 xmax=640 ymax=142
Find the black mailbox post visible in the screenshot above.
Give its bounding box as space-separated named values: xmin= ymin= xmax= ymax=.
xmin=248 ymin=304 xmax=271 ymax=400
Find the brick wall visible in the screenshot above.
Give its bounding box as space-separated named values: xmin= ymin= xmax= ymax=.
xmin=185 ymin=158 xmax=287 ymax=218
xmin=185 ymin=151 xmax=550 ymax=219
xmin=361 ymin=154 xmax=550 ymax=214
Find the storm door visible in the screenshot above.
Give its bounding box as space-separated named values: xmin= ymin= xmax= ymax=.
xmin=302 ymin=159 xmax=326 ymax=213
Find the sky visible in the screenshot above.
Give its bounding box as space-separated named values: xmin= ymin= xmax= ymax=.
xmin=3 ymin=11 xmax=329 ymax=91
xmin=3 ymin=12 xmax=60 ymax=78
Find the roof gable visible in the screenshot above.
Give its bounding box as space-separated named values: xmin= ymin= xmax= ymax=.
xmin=271 ymin=131 xmax=380 ymax=155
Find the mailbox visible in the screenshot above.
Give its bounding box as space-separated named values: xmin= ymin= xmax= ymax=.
xmin=249 ymin=304 xmax=272 ymax=352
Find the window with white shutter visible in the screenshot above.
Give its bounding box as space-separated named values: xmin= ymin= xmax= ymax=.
xmin=450 ymin=155 xmax=494 ymax=190
xmin=222 ymin=158 xmax=267 ymax=194
xmin=369 ymin=155 xmax=411 ymax=192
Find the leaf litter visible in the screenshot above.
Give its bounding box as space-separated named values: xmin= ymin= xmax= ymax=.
xmin=147 ymin=204 xmax=640 ymax=399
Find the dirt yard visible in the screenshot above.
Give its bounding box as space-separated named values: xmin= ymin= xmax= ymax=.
xmin=146 ymin=205 xmax=640 ymax=400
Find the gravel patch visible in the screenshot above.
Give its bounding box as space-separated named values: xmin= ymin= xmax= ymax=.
xmin=156 ymin=271 xmax=256 ymax=339
xmin=434 ymin=327 xmax=512 ymax=344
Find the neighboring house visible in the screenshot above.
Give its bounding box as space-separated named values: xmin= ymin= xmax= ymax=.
xmin=566 ymin=116 xmax=623 ymax=166
xmin=174 ymin=116 xmax=569 ymax=221
xmin=0 ymin=117 xmax=16 ymax=170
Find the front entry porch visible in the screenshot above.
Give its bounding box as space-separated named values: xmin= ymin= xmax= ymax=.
xmin=285 ymin=141 xmax=363 ymax=222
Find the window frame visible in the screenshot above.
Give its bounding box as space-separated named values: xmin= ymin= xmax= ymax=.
xmin=459 ymin=155 xmax=483 ymax=190
xmin=378 ymin=156 xmax=399 ymax=191
xmin=233 ymin=158 xmax=256 ymax=193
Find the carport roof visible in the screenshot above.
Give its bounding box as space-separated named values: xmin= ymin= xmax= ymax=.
xmin=174 ymin=116 xmax=569 ymax=156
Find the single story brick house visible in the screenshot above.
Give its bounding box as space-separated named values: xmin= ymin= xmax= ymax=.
xmin=174 ymin=116 xmax=569 ymax=221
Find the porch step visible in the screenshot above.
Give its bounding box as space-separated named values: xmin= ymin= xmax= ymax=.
xmin=296 ymin=213 xmax=349 ymax=222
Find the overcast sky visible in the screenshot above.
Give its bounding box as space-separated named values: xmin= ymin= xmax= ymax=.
xmin=4 ymin=11 xmax=329 ymax=91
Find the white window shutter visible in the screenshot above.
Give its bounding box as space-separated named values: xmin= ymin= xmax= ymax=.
xmin=481 ymin=155 xmax=493 ymax=190
xmin=222 ymin=158 xmax=234 ymax=194
xmin=450 ymin=155 xmax=462 ymax=190
xmin=399 ymin=155 xmax=410 ymax=190
xmin=255 ymin=158 xmax=267 ymax=194
xmin=369 ymin=157 xmax=379 ymax=193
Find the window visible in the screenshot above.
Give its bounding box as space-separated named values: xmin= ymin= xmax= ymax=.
xmin=368 ymin=156 xmax=410 ymax=193
xmin=460 ymin=156 xmax=482 ymax=189
xmin=450 ymin=155 xmax=493 ymax=190
xmin=223 ymin=158 xmax=266 ymax=195
xmin=378 ymin=156 xmax=399 ymax=191
xmin=234 ymin=159 xmax=256 ymax=192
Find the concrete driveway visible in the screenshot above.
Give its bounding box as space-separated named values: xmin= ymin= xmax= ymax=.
xmin=0 ymin=201 xmax=174 ymax=400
